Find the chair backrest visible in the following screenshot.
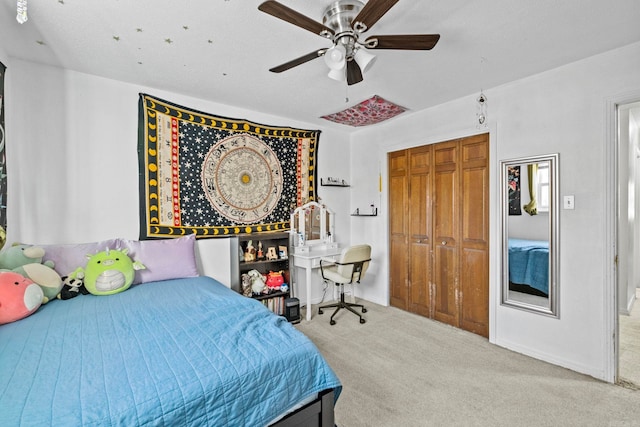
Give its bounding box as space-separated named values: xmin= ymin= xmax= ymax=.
xmin=337 ymin=244 xmax=371 ymax=283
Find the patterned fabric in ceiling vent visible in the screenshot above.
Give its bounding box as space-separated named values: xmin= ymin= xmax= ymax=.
xmin=320 ymin=95 xmax=407 ymax=127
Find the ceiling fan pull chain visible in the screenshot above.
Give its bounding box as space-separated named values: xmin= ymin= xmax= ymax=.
xmin=16 ymin=0 xmax=28 ymax=24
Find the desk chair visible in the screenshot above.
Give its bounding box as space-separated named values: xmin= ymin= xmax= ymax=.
xmin=318 ymin=244 xmax=371 ymax=325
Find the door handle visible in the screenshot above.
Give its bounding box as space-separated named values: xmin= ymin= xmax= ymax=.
xmin=441 ymin=241 xmax=447 ymax=245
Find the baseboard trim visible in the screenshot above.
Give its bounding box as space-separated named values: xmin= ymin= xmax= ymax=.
xmin=495 ymin=337 xmax=606 ymax=381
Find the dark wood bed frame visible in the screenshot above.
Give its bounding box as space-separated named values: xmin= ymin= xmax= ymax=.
xmin=271 ymin=388 xmax=336 ymax=427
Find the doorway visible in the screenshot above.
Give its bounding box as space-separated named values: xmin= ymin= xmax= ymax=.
xmin=617 ymin=101 xmax=640 ymax=387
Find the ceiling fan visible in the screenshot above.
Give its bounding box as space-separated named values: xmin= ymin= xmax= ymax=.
xmin=258 ymin=0 xmax=440 ymax=85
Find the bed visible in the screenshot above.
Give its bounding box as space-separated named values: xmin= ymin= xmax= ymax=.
xmin=0 ymin=275 xmax=341 ymax=426
xmin=508 ymin=238 xmax=550 ymax=296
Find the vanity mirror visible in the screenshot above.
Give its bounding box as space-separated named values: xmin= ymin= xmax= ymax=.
xmin=500 ymin=153 xmax=559 ymax=317
xmin=290 ymin=201 xmax=335 ymax=251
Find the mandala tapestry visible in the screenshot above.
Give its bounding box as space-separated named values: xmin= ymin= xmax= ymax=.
xmin=138 ymin=94 xmax=320 ymax=239
xmin=0 ymin=61 xmax=6 ymax=235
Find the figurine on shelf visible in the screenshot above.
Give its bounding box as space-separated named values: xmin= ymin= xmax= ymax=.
xmin=244 ymin=240 xmax=256 ymax=262
xmin=257 ymin=241 xmax=264 ymax=260
xmin=266 ymin=246 xmax=278 ymax=261
xmin=278 ymin=245 xmax=288 ymax=259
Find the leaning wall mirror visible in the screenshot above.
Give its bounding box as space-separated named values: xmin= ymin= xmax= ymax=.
xmin=500 ymin=153 xmax=559 ymax=317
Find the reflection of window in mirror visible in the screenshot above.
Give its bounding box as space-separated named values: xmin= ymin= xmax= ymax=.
xmin=537 ymin=163 xmax=550 ymax=213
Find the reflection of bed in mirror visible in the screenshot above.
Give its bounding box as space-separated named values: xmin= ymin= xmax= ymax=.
xmin=508 ymin=238 xmax=549 ymax=296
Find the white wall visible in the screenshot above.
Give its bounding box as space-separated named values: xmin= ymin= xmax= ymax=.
xmin=4 ymin=59 xmax=351 ymax=291
xmin=349 ymin=41 xmax=640 ymax=381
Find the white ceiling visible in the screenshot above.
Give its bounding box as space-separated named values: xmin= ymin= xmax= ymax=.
xmin=1 ymin=0 xmax=639 ymax=132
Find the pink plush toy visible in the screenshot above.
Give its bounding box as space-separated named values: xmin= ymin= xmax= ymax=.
xmin=0 ymin=271 xmax=44 ymax=325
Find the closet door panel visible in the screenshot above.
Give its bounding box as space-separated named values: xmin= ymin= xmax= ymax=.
xmin=432 ymin=142 xmax=459 ymax=326
xmin=389 ymin=151 xmax=409 ymax=310
xmin=408 ymin=147 xmax=432 ymax=316
xmin=433 ymin=244 xmax=458 ymax=325
xmin=460 ymin=248 xmax=488 ymax=336
xmin=459 ymin=134 xmax=489 ymax=336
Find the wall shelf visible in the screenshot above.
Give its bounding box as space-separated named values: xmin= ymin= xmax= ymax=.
xmin=320 ymin=178 xmax=349 ymax=187
xmin=351 ymin=208 xmax=378 ymax=217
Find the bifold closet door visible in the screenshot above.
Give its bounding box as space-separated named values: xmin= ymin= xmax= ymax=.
xmin=387 ymin=134 xmax=488 ymax=337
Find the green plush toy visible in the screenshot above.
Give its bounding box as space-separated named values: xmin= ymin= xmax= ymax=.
xmin=0 ymin=243 xmax=63 ymax=304
xmin=73 ymin=248 xmax=145 ymax=296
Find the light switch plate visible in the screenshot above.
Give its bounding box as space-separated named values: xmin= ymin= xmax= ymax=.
xmin=563 ymin=195 xmax=575 ymax=209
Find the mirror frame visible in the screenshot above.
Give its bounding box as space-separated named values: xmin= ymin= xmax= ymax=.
xmin=290 ymin=201 xmax=335 ymax=248
xmin=500 ymin=153 xmax=559 ymax=317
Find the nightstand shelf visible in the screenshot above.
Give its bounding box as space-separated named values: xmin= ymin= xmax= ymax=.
xmin=237 ymin=231 xmax=291 ymax=316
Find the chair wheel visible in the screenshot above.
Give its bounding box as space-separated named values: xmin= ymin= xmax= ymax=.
xmin=360 ymin=318 xmax=366 ymax=324
xmin=362 ymin=308 xmax=367 ymax=313
xmin=318 ymin=308 xmax=323 ymax=315
xmin=330 ymin=320 xmax=336 ymax=325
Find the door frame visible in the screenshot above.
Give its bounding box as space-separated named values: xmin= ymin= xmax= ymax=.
xmin=605 ymin=90 xmax=640 ymax=383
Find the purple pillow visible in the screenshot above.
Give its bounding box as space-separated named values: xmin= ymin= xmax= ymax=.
xmin=41 ymin=239 xmax=121 ymax=277
xmin=120 ymin=234 xmax=198 ymax=284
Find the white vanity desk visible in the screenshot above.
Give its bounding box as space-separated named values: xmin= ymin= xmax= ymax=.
xmin=291 ymin=246 xmax=342 ymax=321
xmin=289 ymin=202 xmax=340 ymax=321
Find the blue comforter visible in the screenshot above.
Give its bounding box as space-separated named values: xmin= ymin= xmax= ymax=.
xmin=508 ymin=238 xmax=549 ymax=295
xmin=0 ymin=276 xmax=340 ymax=426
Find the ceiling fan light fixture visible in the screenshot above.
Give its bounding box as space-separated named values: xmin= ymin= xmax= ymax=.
xmin=354 ymin=48 xmax=376 ymax=73
xmin=324 ymin=44 xmax=347 ymax=70
xmin=327 ymin=67 xmax=346 ymax=82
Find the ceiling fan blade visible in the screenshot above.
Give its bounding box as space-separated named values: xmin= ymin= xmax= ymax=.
xmin=365 ymin=34 xmax=441 ymax=50
xmin=258 ymin=1 xmax=334 ymax=37
xmin=346 ymin=60 xmax=363 ymax=86
xmin=269 ymin=49 xmax=327 ymax=73
xmin=352 ymin=0 xmax=399 ymax=32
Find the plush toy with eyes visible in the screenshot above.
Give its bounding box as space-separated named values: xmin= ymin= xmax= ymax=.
xmin=0 ymin=271 xmax=44 ymax=325
xmin=0 ymin=243 xmax=63 ymax=304
xmin=73 ymin=248 xmax=145 ymax=296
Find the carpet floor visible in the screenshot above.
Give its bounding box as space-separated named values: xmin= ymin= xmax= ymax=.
xmin=296 ymin=300 xmax=640 ymax=427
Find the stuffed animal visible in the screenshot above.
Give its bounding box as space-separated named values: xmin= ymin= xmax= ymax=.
xmin=241 ymin=273 xmax=253 ymax=297
xmin=247 ymin=269 xmax=266 ymax=295
xmin=56 ymin=275 xmax=89 ymax=300
xmin=73 ymin=248 xmax=145 ymax=296
xmin=266 ymin=270 xmax=284 ymax=290
xmin=0 ymin=271 xmax=43 ymax=324
xmin=0 ymin=243 xmax=63 ymax=304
